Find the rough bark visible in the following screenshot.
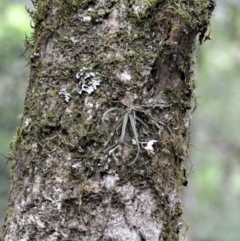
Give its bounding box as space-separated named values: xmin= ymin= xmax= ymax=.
xmin=2 ymin=0 xmax=215 ymax=240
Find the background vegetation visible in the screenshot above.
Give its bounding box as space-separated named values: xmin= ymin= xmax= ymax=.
xmin=0 ymin=1 xmax=239 ymax=240
xmin=0 ymin=0 xmax=31 ymax=225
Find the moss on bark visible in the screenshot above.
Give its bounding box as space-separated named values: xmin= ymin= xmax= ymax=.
xmin=3 ymin=0 xmax=215 ymax=240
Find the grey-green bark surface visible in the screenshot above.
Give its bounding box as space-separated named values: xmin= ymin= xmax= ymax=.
xmin=2 ymin=0 xmax=215 ymax=240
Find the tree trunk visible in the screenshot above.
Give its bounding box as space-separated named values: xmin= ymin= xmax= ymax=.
xmin=2 ymin=1 xmax=215 ymax=240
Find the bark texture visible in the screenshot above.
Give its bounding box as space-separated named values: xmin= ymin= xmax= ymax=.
xmin=3 ymin=0 xmax=215 ymax=240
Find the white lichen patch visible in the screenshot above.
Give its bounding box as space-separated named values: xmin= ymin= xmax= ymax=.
xmin=76 ymin=67 xmax=101 ymax=95
xmin=87 ymin=7 xmax=94 ymax=12
xmin=32 ymin=142 xmax=38 ymax=152
xmin=30 ymin=52 xmax=40 ymax=60
xmin=132 ymin=139 xmax=158 ymax=155
xmin=24 ymin=118 xmax=31 ymax=128
xmin=131 ymin=0 xmax=157 ymax=18
xmin=132 ymin=2 xmax=148 ymax=15
xmin=132 ymin=4 xmax=143 ymax=14
xmin=59 ymin=88 xmax=71 ymax=102
xmin=70 ymin=36 xmax=78 ymax=43
xmin=82 ymin=15 xmax=91 ymax=22
xmin=117 ymin=70 xmax=131 ymax=81
xmin=143 ymin=140 xmax=158 ymax=154
xmin=121 ymin=71 xmax=131 ymax=81
xmin=102 ymin=173 xmax=119 ymax=190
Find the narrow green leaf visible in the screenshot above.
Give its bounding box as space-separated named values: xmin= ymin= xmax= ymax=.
xmin=102 ymin=107 xmax=123 ymax=135
xmin=119 ymin=113 xmax=129 ymax=143
xmin=128 ymin=113 xmax=140 ymax=166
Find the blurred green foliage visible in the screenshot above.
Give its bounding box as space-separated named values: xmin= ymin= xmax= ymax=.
xmin=0 ymin=0 xmax=32 ymax=225
xmin=186 ymin=1 xmax=240 ymax=241
xmin=0 ymin=0 xmax=240 ymax=240
xmin=0 ymin=3 xmax=31 ymax=70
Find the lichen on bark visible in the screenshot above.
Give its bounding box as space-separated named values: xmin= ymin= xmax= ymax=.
xmin=3 ymin=0 xmax=215 ymax=240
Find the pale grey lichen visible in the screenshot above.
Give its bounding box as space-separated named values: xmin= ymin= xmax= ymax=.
xmin=82 ymin=15 xmax=91 ymax=22
xmin=33 ymin=52 xmax=40 ymax=57
xmin=117 ymin=71 xmax=131 ymax=81
xmin=30 ymin=52 xmax=40 ymax=60
xmin=132 ymin=139 xmax=158 ymax=155
xmin=32 ymin=142 xmax=38 ymax=152
xmin=132 ymin=4 xmax=144 ymax=14
xmin=59 ymin=88 xmax=71 ymax=102
xmin=132 ymin=0 xmax=157 ymax=16
xmin=76 ymin=67 xmax=101 ymax=95
xmin=70 ymin=36 xmax=78 ymax=43
xmin=24 ymin=118 xmax=31 ymax=128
